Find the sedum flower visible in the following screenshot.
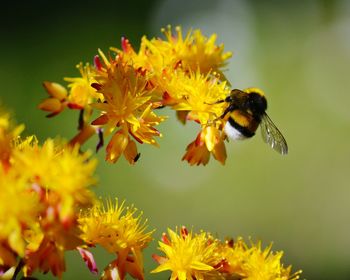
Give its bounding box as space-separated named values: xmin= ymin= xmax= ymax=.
xmin=159 ymin=25 xmax=232 ymax=74
xmin=182 ymin=126 xmax=227 ymax=166
xmin=3 ymin=134 xmax=98 ymax=278
xmin=113 ymin=26 xmax=232 ymax=77
xmin=64 ymin=63 xmax=100 ymax=109
xmin=38 ymin=81 xmax=69 ymax=117
xmin=160 ymin=70 xmax=230 ymax=165
xmin=0 ymin=110 xmax=24 ymax=168
xmin=152 ymin=227 xmax=222 ymax=280
xmin=91 ymin=55 xmax=166 ymax=164
xmin=219 ymin=238 xmax=302 ymax=280
xmin=11 ymin=139 xmax=97 ymax=223
xmin=39 ymin=63 xmax=99 ymax=119
xmin=78 ymin=198 xmax=154 ymax=280
xmin=39 ymin=26 xmax=234 ymax=166
xmin=0 ymin=168 xmax=41 ymax=260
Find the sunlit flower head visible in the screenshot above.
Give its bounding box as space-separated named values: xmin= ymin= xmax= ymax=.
xmin=39 ymin=63 xmax=99 ymax=119
xmin=161 ymin=70 xmax=229 ymax=125
xmin=152 ymin=227 xmax=222 ymax=280
xmin=64 ymin=62 xmax=100 ymax=108
xmin=220 ymin=238 xmax=302 ymax=280
xmin=160 ymin=70 xmax=229 ymax=165
xmin=91 ymin=55 xmax=166 ymax=164
xmin=79 ymin=198 xmax=154 ymax=280
xmin=182 ymin=126 xmax=227 ymax=166
xmin=116 ymin=26 xmax=232 ymax=76
xmin=0 ymin=110 xmax=24 ymax=168
xmin=38 ymin=81 xmax=69 ymax=117
xmin=23 ymin=236 xmax=67 ymax=278
xmin=79 ymin=198 xmax=153 ymax=252
xmin=11 ymin=139 xmax=97 ymax=223
xmin=160 ymin=25 xmax=232 ymax=74
xmin=111 ymin=37 xmax=164 ymax=74
xmin=0 ymin=168 xmax=41 ymax=259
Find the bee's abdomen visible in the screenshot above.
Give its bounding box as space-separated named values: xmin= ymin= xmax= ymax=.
xmin=224 ymin=110 xmax=260 ymax=140
xmin=225 ymin=117 xmax=255 ymax=139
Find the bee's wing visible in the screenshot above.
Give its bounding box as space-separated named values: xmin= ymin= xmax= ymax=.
xmin=260 ymin=113 xmax=288 ymax=155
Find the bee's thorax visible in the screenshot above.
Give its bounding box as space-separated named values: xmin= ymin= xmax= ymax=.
xmin=246 ymin=92 xmax=267 ymax=119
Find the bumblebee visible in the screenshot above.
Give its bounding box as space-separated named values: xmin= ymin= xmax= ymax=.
xmin=213 ymin=87 xmax=288 ymax=155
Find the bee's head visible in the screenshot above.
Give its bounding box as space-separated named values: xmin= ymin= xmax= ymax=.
xmin=245 ymin=88 xmax=267 ymax=117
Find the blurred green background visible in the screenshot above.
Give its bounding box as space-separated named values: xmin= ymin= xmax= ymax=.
xmin=1 ymin=0 xmax=350 ymax=279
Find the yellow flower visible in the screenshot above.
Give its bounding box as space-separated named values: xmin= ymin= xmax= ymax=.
xmin=0 ymin=110 xmax=24 ymax=167
xmin=0 ymin=168 xmax=41 ymax=259
xmin=64 ymin=63 xmax=100 ymax=109
xmin=11 ymin=139 xmax=97 ymax=223
xmin=38 ymin=81 xmax=68 ymax=117
xmin=161 ymin=70 xmax=229 ymax=125
xmin=78 ymin=198 xmax=154 ymax=280
xmin=160 ymin=26 xmax=232 ymax=74
xmin=7 ymin=138 xmax=98 ymax=278
xmin=110 ymin=26 xmax=232 ymax=102
xmin=111 ymin=37 xmax=163 ymax=74
xmin=159 ymin=70 xmax=229 ymax=165
xmin=220 ymin=238 xmax=302 ymax=280
xmin=91 ymin=56 xmax=166 ymax=164
xmin=39 ymin=63 xmax=99 ymax=120
xmin=23 ymin=236 xmax=66 ymax=278
xmin=114 ymin=26 xmax=232 ymax=76
xmin=79 ymin=198 xmax=153 ymax=252
xmin=243 ymin=241 xmax=301 ymax=280
xmin=152 ymin=227 xmax=222 ymax=280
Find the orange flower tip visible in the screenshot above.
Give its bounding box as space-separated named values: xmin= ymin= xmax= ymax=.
xmin=92 ymin=114 xmax=108 ymax=126
xmin=180 ymin=226 xmax=188 ymax=238
xmin=94 ymin=55 xmax=103 ymax=71
xmin=42 ymin=81 xmax=67 ymax=100
xmin=38 ymin=98 xmax=62 ymax=112
xmin=62 ymin=216 xmax=74 ymax=230
xmin=67 ymin=103 xmax=84 ymax=110
xmin=106 ymin=153 xmax=117 ymax=163
xmin=161 ymin=232 xmax=170 ymax=244
xmin=130 ymin=132 xmax=143 ymax=144
xmin=174 ymin=60 xmax=182 ymax=70
xmin=91 ymin=82 xmax=102 ymax=91
xmin=136 ymin=67 xmax=147 ymax=76
xmin=152 ymin=254 xmax=167 ymax=265
xmin=121 ymin=36 xmax=132 ymax=52
xmin=226 ymin=238 xmax=234 ymax=248
xmin=77 ymin=247 xmax=99 ymax=275
xmin=162 ymin=91 xmax=177 ymax=105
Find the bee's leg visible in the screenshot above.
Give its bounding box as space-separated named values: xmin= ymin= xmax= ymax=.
xmin=218 ymin=104 xmax=235 ymax=119
xmin=205 ymin=99 xmax=225 ymax=105
xmin=211 ymin=104 xmax=236 ymax=122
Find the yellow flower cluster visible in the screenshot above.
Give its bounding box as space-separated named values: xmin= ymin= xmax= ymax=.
xmin=0 ymin=109 xmax=301 ymax=279
xmin=0 ymin=112 xmax=155 ymax=279
xmin=78 ymin=199 xmax=154 ymax=280
xmin=0 ymin=112 xmax=100 ymax=278
xmin=152 ymin=227 xmax=302 ymax=280
xmin=39 ymin=26 xmax=233 ymax=165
